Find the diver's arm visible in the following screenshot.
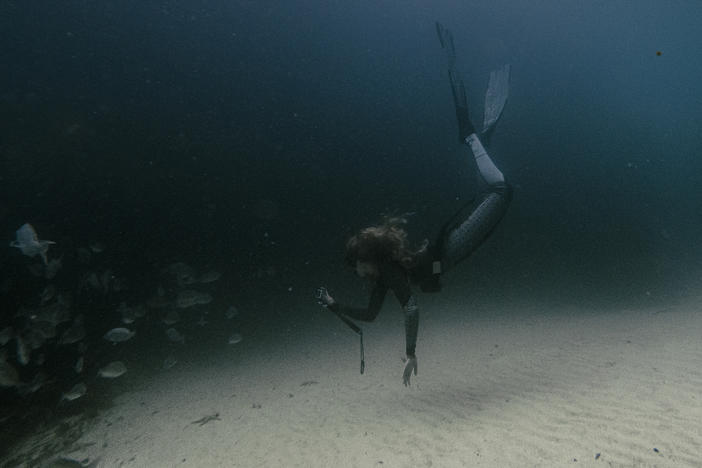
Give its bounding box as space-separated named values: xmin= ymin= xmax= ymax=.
xmin=380 ymin=263 xmax=419 ymax=357
xmin=403 ymin=296 xmax=419 ymax=357
xmin=328 ymin=284 xmax=388 ymax=322
xmin=384 ymin=264 xmax=419 ymax=385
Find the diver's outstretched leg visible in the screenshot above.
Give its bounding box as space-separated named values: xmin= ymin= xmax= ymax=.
xmin=436 ymin=178 xmax=512 ymax=274
xmin=432 ymin=22 xmax=513 ymax=276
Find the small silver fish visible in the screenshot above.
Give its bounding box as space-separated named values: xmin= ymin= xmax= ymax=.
xmin=163 ymin=355 xmax=177 ymax=369
xmin=74 ymin=356 xmax=84 ymax=373
xmin=119 ymin=302 xmax=137 ymax=324
xmin=16 ymin=335 xmax=30 ymax=365
xmin=133 ymin=304 xmax=146 ymax=318
xmin=45 ymin=256 xmax=63 ymax=279
xmin=60 ymin=322 xmax=86 ymax=345
xmin=26 ymin=328 xmax=47 ymax=350
xmin=0 ymin=356 xmax=20 ymax=387
xmin=162 ymin=309 xmax=180 ymax=325
xmin=228 ymin=333 xmax=243 ymax=345
xmin=89 ymin=241 xmax=105 ymax=253
xmin=225 ymin=306 xmax=238 ymax=319
xmin=20 ymin=371 xmax=47 ymax=395
xmin=167 ymin=262 xmax=198 ymax=286
xmin=30 ymin=320 xmax=56 ymax=340
xmin=175 ymin=290 xmax=212 ymax=308
xmin=198 ymin=270 xmax=221 ymax=283
xmin=61 ymin=382 xmax=87 ymax=401
xmin=40 ymin=284 xmax=56 ymax=304
xmin=165 ymin=327 xmax=185 ymax=344
xmin=78 ymin=272 xmax=101 ymax=293
xmin=98 ymin=361 xmax=127 ymax=378
xmin=0 ymin=326 xmax=14 ymax=346
xmin=103 ymin=327 xmax=135 ymax=343
xmin=100 ymin=269 xmax=113 ymax=294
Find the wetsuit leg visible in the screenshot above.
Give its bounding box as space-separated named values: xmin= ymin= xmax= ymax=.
xmin=437 ymin=178 xmax=512 ymax=274
xmin=437 ymin=125 xmax=511 ymax=274
xmin=429 ymin=22 xmax=513 ymax=279
xmin=413 ymin=133 xmax=511 ymax=290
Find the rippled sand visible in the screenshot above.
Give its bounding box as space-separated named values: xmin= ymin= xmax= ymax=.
xmin=12 ymin=295 xmax=702 ymax=468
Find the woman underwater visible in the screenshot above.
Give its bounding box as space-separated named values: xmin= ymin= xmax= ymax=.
xmin=317 ymin=23 xmax=513 ymax=386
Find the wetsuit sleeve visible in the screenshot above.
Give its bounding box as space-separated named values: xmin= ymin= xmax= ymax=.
xmin=381 ymin=263 xmax=419 ymax=357
xmin=403 ymin=297 xmax=419 ymax=357
xmin=328 ymin=283 xmax=388 ymax=322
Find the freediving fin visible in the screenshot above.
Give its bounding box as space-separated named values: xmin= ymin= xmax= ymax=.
xmin=481 ymin=64 xmax=511 ymax=145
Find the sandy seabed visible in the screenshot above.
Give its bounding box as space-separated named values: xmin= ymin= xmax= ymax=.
xmin=6 ymin=294 xmax=702 ymax=468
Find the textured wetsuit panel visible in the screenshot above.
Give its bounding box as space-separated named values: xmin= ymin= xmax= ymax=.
xmin=403 ymin=296 xmax=419 ymax=356
xmin=440 ymin=183 xmax=512 ymax=273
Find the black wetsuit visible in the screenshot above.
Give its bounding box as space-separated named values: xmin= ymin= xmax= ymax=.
xmin=329 ymin=261 xmax=419 ymax=357
xmin=328 ymin=24 xmax=514 ymax=362
xmin=328 ymin=181 xmax=511 ymax=359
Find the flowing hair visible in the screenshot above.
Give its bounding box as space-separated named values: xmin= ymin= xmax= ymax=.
xmin=345 ymin=216 xmax=426 ymax=270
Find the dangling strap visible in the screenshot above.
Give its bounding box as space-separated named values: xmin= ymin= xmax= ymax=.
xmin=359 ymin=332 xmax=365 ymax=374
xmin=330 ymin=308 xmax=365 ymax=374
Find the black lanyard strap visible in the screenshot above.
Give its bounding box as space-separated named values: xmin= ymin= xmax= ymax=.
xmin=330 ymin=308 xmax=365 ymax=374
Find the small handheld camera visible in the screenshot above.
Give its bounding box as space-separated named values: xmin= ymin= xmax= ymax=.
xmin=315 ymin=286 xmax=328 ymax=306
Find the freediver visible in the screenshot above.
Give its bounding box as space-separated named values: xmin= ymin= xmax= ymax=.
xmin=316 ymin=22 xmax=513 ymax=386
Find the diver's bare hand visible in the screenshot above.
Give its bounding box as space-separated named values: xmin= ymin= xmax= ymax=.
xmin=402 ymin=355 xmax=418 ymax=386
xmin=315 ymin=286 xmax=336 ymax=308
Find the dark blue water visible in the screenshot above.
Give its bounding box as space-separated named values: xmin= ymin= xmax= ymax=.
xmin=1 ymin=0 xmax=701 ymax=460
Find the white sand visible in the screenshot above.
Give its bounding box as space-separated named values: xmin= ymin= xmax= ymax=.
xmin=56 ymin=295 xmax=702 ymax=467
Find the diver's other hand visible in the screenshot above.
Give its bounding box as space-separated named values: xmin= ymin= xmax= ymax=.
xmin=315 ymin=286 xmax=336 ymax=308
xmin=402 ymin=355 xmax=418 ymax=386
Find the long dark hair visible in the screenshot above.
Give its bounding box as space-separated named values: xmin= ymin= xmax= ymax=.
xmin=344 ymin=217 xmax=426 ymax=270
